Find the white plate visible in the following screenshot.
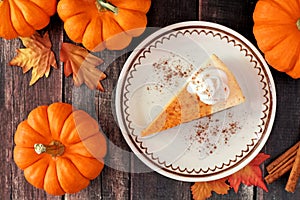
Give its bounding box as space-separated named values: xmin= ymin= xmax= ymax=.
xmin=115 ymin=21 xmax=276 ymax=182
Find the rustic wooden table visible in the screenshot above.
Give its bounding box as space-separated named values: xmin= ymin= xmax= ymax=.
xmin=1 ymin=0 xmax=300 ymax=199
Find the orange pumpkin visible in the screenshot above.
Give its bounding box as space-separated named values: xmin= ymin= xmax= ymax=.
xmin=253 ymin=0 xmax=300 ymax=78
xmin=57 ymin=0 xmax=151 ymax=51
xmin=13 ymin=102 xmax=107 ymax=195
xmin=0 ymin=0 xmax=57 ymax=39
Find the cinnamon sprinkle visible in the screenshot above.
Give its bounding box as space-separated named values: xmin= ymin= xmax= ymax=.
xmin=190 ymin=113 xmax=241 ymax=155
xmin=152 ymin=54 xmax=194 ymax=89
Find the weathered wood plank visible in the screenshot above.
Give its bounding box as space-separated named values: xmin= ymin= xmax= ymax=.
xmin=210 ymin=185 xmax=254 ymax=200
xmin=4 ymin=15 xmax=64 ymax=200
xmin=130 ymin=156 xmax=192 ymax=200
xmin=147 ymin=0 xmax=198 ymax=27
xmin=63 ymin=85 xmax=105 ymax=200
xmin=64 ymin=49 xmax=132 ymax=199
xmin=200 ymin=0 xmax=257 ymax=42
xmin=97 ymin=50 xmax=132 ymax=200
xmin=0 ymin=37 xmax=15 ymax=200
xmin=261 ymin=72 xmax=300 ymax=199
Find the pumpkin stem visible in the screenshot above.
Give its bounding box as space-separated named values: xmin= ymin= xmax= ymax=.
xmin=96 ymin=0 xmax=118 ymax=14
xmin=34 ymin=141 xmax=65 ymax=157
xmin=297 ymin=19 xmax=300 ymax=31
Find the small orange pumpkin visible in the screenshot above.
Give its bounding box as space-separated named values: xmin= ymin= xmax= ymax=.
xmin=57 ymin=0 xmax=151 ymax=51
xmin=253 ymin=0 xmax=300 ymax=78
xmin=13 ymin=102 xmax=107 ymax=195
xmin=0 ymin=0 xmax=57 ymax=39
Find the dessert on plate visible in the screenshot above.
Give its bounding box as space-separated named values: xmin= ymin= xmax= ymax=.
xmin=141 ymin=54 xmax=245 ymax=137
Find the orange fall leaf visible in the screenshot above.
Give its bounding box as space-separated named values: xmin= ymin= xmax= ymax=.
xmin=9 ymin=32 xmax=57 ymax=85
xmin=228 ymin=153 xmax=270 ymax=193
xmin=60 ymin=43 xmax=106 ymax=91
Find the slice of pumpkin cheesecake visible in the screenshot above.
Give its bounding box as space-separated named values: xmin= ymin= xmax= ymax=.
xmin=141 ymin=54 xmax=245 ymax=137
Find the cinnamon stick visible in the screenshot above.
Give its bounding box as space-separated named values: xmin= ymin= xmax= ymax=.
xmin=264 ymin=141 xmax=299 ymax=184
xmin=285 ymin=141 xmax=300 ymax=193
xmin=267 ymin=141 xmax=300 ymax=174
xmin=265 ymin=155 xmax=295 ymax=184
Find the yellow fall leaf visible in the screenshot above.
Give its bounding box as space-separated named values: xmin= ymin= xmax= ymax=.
xmin=191 ymin=179 xmax=230 ymax=200
xmin=9 ymin=32 xmax=57 ymax=85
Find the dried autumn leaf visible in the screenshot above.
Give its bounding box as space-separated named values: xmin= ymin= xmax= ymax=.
xmin=191 ymin=179 xmax=230 ymax=200
xmin=60 ymin=43 xmax=106 ymax=91
xmin=228 ymin=153 xmax=270 ymax=193
xmin=9 ymin=32 xmax=57 ymax=85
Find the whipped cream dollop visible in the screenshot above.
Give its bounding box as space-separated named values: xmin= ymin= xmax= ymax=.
xmin=187 ymin=68 xmax=230 ymax=105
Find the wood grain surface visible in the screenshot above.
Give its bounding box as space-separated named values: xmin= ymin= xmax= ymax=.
xmin=0 ymin=0 xmax=300 ymax=199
